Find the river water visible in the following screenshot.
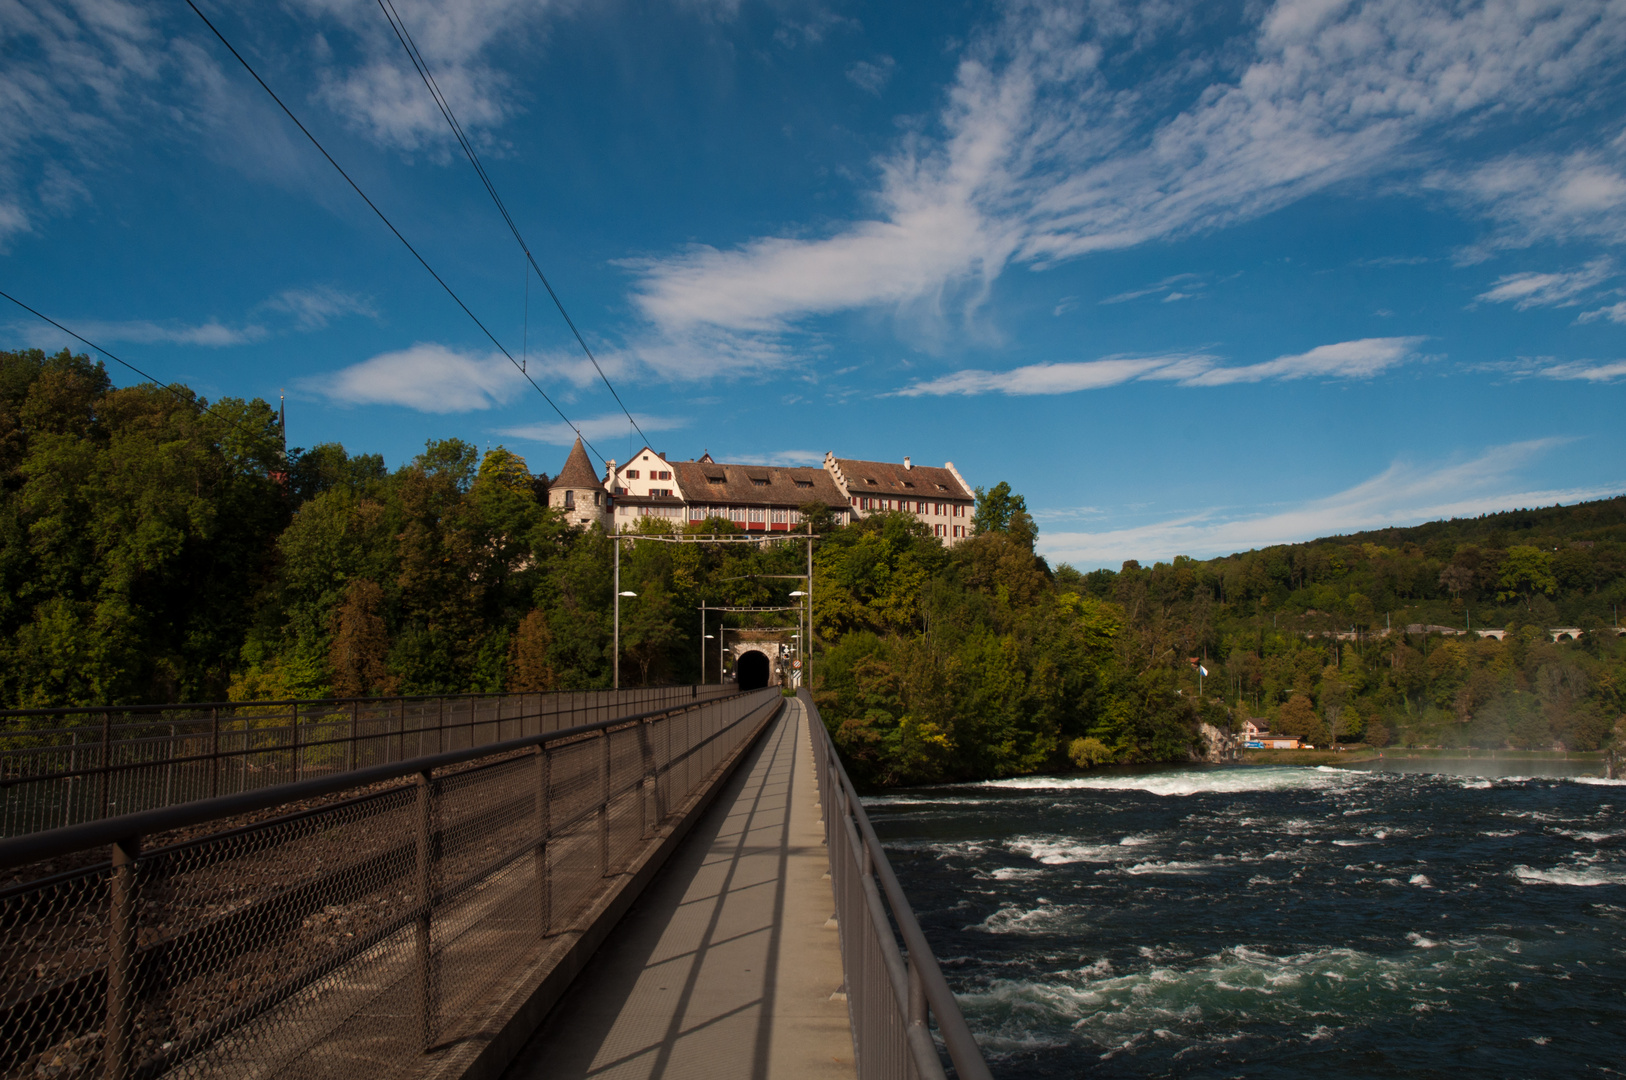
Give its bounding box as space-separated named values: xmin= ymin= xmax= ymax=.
xmin=868 ymin=763 xmax=1626 ymax=1077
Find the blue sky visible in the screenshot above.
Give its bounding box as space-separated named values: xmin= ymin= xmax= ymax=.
xmin=4 ymin=0 xmax=1625 ymax=568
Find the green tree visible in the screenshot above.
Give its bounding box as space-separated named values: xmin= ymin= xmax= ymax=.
xmin=1497 ymin=546 xmax=1557 ymax=608
xmin=329 ymin=578 xmax=393 ymax=696
xmin=972 ymin=481 xmax=1027 ymax=535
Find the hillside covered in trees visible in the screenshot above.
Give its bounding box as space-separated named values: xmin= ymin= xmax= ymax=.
xmin=3 ymin=348 xmax=1625 ymax=787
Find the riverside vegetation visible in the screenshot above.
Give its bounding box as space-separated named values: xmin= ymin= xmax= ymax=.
xmin=4 ymin=348 xmax=1625 ymax=787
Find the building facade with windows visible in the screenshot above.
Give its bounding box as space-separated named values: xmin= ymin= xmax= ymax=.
xmin=823 ymin=454 xmax=977 ymax=545
xmin=550 ymin=443 xmax=970 ymax=544
xmin=670 ymin=453 xmax=851 ymax=532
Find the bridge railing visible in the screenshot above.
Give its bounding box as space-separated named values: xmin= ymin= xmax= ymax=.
xmin=802 ymin=689 xmax=993 ymax=1080
xmin=0 ymin=686 xmax=781 ymax=1080
xmin=0 ymin=686 xmax=731 ymax=838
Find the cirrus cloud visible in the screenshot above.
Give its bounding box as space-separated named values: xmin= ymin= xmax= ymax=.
xmin=893 ymin=337 xmax=1424 ymax=397
xmin=630 ymin=0 xmax=1626 ymax=342
xmin=307 ymin=342 xmax=524 ymax=412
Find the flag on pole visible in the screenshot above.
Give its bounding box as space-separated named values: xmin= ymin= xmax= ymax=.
xmin=1199 ymin=665 xmax=1209 ymax=676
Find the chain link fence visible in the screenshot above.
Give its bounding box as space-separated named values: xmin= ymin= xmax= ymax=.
xmin=0 ymin=687 xmax=731 ymax=838
xmin=803 ymin=689 xmax=993 ymax=1080
xmin=1 ymin=687 xmax=778 ymax=1080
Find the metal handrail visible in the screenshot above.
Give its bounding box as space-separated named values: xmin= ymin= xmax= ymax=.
xmin=0 ymin=684 xmax=704 ymax=719
xmin=0 ymin=690 xmax=759 ymax=871
xmin=0 ymin=687 xmax=783 ymax=1080
xmin=802 ymin=689 xmax=993 ymax=1080
xmin=0 ymin=685 xmax=730 ymax=837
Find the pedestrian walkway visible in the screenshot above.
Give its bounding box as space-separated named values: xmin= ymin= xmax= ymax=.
xmin=502 ymin=697 xmax=854 ymax=1080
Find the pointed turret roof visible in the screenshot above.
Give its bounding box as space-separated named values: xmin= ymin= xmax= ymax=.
xmin=553 ymin=437 xmax=604 ymax=491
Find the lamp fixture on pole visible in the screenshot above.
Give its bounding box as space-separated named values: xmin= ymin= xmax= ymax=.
xmin=612 ymin=534 xmax=637 ymax=690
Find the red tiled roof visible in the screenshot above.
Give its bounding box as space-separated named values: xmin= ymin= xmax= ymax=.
xmin=671 ymin=461 xmax=847 ymax=507
xmin=830 ymin=458 xmax=972 ymax=500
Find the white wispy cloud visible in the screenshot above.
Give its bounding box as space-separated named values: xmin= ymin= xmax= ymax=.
xmin=712 ymin=449 xmax=826 ymax=467
xmin=290 ymin=0 xmax=566 ymax=153
xmin=12 ymin=318 xmax=267 ymax=350
xmin=1438 ymin=147 xmax=1626 ymax=256
xmin=0 ymin=0 xmax=164 ymax=242
xmin=1178 ymin=337 xmax=1424 ymax=387
xmin=893 ymin=337 xmax=1422 ymax=397
xmin=1531 ymin=359 xmax=1626 ymax=383
xmin=260 ymin=286 xmax=378 ymax=331
xmin=1475 ymin=259 xmax=1614 ymax=310
xmin=1578 ymin=301 xmax=1626 ymax=325
xmin=1100 ymin=274 xmax=1201 ymax=304
xmin=629 ymin=0 xmax=1626 ymax=340
xmin=499 ymin=412 xmax=686 ymax=446
xmin=846 ymin=55 xmax=897 ymax=96
xmin=1039 ymin=441 xmax=1623 ymax=569
xmin=309 ymin=343 xmax=525 ymax=411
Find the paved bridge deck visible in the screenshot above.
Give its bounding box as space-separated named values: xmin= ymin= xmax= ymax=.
xmin=502 ymin=697 xmax=854 ymax=1080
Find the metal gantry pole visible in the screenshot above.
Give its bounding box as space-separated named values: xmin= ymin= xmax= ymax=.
xmin=613 ymin=536 xmax=621 ymax=691
xmin=807 ymin=530 xmax=814 ymax=691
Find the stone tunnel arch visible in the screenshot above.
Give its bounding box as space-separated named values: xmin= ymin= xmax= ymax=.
xmin=736 ymin=649 xmax=771 ymax=691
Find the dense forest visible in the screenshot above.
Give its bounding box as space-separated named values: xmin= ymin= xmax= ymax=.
xmin=4 ymin=348 xmax=1625 ymax=787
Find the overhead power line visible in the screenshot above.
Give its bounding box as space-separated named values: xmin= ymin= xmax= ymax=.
xmin=0 ymin=288 xmax=279 ymax=446
xmin=372 ymin=0 xmax=651 ymax=450
xmin=181 ymin=0 xmax=605 ymax=465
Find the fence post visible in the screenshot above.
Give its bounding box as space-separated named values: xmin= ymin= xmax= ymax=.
xmin=600 ymin=731 xmax=611 ymax=877
xmin=106 ymin=834 xmax=141 ymax=1080
xmin=292 ymin=702 xmax=301 ymax=784
xmin=210 ymin=707 xmax=220 ymax=798
xmin=349 ymin=700 xmax=359 ymax=772
xmin=413 ymin=771 xmax=438 ymax=1050
xmin=99 ymin=710 xmax=112 ymax=820
xmin=535 ymin=746 xmax=551 ymax=935
xmin=164 ymin=722 xmax=175 ymax=809
xmin=638 ymin=721 xmax=654 ymax=839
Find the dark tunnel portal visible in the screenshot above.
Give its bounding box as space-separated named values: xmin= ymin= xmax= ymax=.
xmin=736 ymin=650 xmax=770 ymax=691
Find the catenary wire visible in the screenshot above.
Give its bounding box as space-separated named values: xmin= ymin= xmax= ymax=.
xmin=372 ymin=0 xmax=651 ymax=450
xmin=0 ymin=288 xmax=284 ymax=446
xmin=181 ymin=0 xmax=605 ymax=465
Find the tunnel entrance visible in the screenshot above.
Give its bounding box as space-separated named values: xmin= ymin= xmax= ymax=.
xmin=736 ymin=650 xmax=770 ymax=691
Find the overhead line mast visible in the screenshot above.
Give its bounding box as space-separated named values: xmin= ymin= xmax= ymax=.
xmin=372 ymin=0 xmax=651 ymax=449
xmin=181 ymin=0 xmax=606 ymax=465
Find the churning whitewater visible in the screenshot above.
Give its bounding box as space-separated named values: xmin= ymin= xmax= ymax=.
xmin=867 ymin=764 xmax=1626 ymax=1077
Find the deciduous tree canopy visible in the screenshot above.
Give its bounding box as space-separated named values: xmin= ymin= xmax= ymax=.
xmin=4 ymin=350 xmax=1625 ymax=786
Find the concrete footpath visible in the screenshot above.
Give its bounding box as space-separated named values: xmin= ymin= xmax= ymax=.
xmin=502 ymin=696 xmax=854 ymax=1080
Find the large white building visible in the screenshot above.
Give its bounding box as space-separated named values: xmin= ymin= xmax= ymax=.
xmin=550 ymin=442 xmax=977 ymax=546
xmin=822 ymin=454 xmax=976 ymax=545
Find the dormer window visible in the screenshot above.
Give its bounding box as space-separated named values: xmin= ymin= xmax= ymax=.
xmin=749 ymin=476 xmax=770 ymax=487
xmin=865 ymin=478 xmax=878 ymax=485
xmin=794 ymin=479 xmax=813 ymax=488
xmin=706 ymin=474 xmax=726 ymax=483
xmin=902 ymin=481 xmax=915 ymax=488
